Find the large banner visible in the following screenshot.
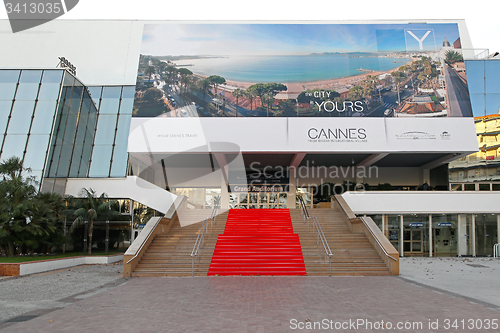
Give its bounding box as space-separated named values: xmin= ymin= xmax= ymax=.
xmin=133 ymin=23 xmax=472 ymax=119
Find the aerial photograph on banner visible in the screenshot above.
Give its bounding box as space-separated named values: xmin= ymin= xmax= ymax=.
xmin=133 ymin=23 xmax=473 ymax=118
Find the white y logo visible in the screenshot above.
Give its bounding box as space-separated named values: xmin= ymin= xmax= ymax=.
xmin=407 ymin=30 xmax=431 ymax=50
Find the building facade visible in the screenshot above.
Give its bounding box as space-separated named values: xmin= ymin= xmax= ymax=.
xmin=1 ymin=19 xmax=499 ymax=257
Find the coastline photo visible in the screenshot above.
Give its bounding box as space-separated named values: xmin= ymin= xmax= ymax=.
xmin=133 ymin=23 xmax=472 ymax=118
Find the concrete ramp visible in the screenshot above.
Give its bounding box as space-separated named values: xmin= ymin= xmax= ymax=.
xmin=65 ymin=176 xmax=177 ymax=214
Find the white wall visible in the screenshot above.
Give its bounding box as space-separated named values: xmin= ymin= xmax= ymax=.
xmin=128 ymin=117 xmax=479 ymax=154
xmin=342 ymin=191 xmax=500 ymax=214
xmin=65 ymin=176 xmax=177 ymax=214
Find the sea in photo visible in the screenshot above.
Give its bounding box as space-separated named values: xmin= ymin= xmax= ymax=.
xmin=179 ymin=54 xmax=411 ymax=83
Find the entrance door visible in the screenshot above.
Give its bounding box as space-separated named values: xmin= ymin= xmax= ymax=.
xmin=433 ymin=227 xmax=457 ymax=256
xmin=403 ymin=229 xmax=423 ymax=256
xmin=230 ymin=192 xmax=288 ymax=209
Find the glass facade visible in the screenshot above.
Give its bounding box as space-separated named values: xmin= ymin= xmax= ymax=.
xmin=87 ymin=86 xmax=133 ymax=178
xmin=0 ymin=69 xmax=134 ymax=193
xmin=0 ymin=69 xmax=64 ymax=184
xmin=466 ymin=60 xmax=500 ymax=117
xmin=370 ymin=213 xmax=499 ymax=257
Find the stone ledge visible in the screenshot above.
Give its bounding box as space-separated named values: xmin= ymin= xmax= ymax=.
xmin=0 ymin=254 xmax=123 ymax=276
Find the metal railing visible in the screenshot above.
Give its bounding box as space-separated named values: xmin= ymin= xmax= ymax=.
xmin=297 ymin=196 xmax=311 ymax=229
xmin=311 ymin=216 xmax=333 ymax=276
xmin=359 ymin=217 xmax=398 ymax=262
xmin=494 ymin=243 xmax=500 ymax=258
xmin=297 ymin=195 xmax=333 ymax=276
xmin=190 ymin=197 xmax=220 ymax=277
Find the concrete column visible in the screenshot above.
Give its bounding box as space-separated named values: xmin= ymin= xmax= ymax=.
xmin=472 ymin=214 xmax=476 ymax=257
xmin=457 ymin=214 xmax=463 ymax=256
xmin=287 ymin=168 xmax=297 ymax=209
xmin=497 ymin=214 xmax=500 ymax=247
xmin=130 ymin=199 xmax=135 ymax=243
xmin=400 ymin=215 xmax=404 ymax=257
xmin=429 ymin=214 xmax=433 ymax=257
xmin=220 ymin=171 xmax=230 ymax=210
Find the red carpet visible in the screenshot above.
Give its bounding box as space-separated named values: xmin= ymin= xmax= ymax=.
xmin=208 ymin=209 xmax=306 ymax=276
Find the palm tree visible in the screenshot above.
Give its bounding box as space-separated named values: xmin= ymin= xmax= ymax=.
xmin=244 ymin=90 xmax=255 ymax=116
xmin=445 ymin=50 xmax=463 ymax=65
xmin=145 ymin=66 xmax=155 ymax=82
xmin=232 ymin=88 xmax=244 ymax=117
xmin=0 ymin=156 xmax=60 ymax=256
xmin=71 ymin=188 xmax=118 ymax=255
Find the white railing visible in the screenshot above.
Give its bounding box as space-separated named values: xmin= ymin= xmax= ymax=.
xmin=494 ymin=243 xmax=500 ymax=258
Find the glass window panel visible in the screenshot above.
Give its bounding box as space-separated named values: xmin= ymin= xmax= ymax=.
xmin=79 ymin=142 xmax=92 ymax=177
xmin=46 ymin=142 xmax=61 ymax=177
xmin=99 ymin=97 xmax=120 ymax=114
xmin=119 ymin=97 xmax=134 ymax=115
xmin=470 ymin=93 xmax=485 ymax=117
xmin=19 ymin=70 xmax=42 ymax=83
xmin=114 ymin=114 xmax=131 ymax=145
xmin=101 ymin=86 xmax=122 ymax=99
xmin=485 ymin=61 xmax=500 ymax=94
xmin=1 ymin=134 xmax=28 ymax=160
xmin=485 ymin=93 xmax=500 ymax=116
xmin=69 ymin=86 xmax=83 ymax=114
xmin=465 ymin=61 xmax=485 ymax=94
xmin=0 ymin=70 xmax=20 ymax=83
xmin=63 ymin=73 xmax=75 ymax=87
xmin=15 ymin=83 xmax=40 ymax=100
xmin=87 ymin=86 xmax=102 ymax=106
xmin=41 ymin=70 xmax=63 ymax=83
xmin=0 ymin=101 xmax=13 ymax=132
xmin=23 ymin=135 xmax=50 ymax=170
xmin=0 ymin=83 xmax=17 ymax=100
xmin=74 ymin=112 xmax=88 ymax=144
xmin=121 ymin=86 xmax=135 ymax=99
xmin=69 ymin=145 xmax=83 ymax=177
xmin=110 ymin=145 xmax=128 ymax=177
xmin=31 ymin=101 xmax=56 ymax=134
xmin=38 ymin=83 xmax=62 ymax=101
xmin=55 ymin=144 xmax=73 ymax=177
xmin=89 ymin=145 xmax=113 ymax=177
xmin=94 ymin=114 xmax=117 ymax=145
xmin=7 ymin=100 xmax=35 ymax=134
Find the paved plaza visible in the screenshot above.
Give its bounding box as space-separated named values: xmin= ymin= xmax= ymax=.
xmin=0 ymin=258 xmax=499 ymax=332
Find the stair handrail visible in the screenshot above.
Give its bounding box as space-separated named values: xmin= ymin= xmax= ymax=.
xmin=312 ymin=216 xmax=333 ymax=277
xmin=359 ymin=217 xmax=398 ymax=262
xmin=190 ymin=216 xmax=210 ymax=277
xmin=494 ymin=243 xmax=500 ymax=258
xmin=297 ymin=195 xmax=311 ymax=226
xmin=190 ymin=196 xmax=221 ymax=277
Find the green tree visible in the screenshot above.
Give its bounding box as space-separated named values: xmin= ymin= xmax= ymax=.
xmin=232 ymin=88 xmax=244 ymax=117
xmin=71 ymin=188 xmax=119 ymax=255
xmin=445 ymin=50 xmax=463 ymax=65
xmin=207 ymin=75 xmax=226 ymax=95
xmin=0 ymin=157 xmax=60 ymax=256
xmin=143 ymin=87 xmax=163 ymax=103
xmin=177 ymin=68 xmax=193 ymax=93
xmin=244 ymin=89 xmax=255 ymax=116
xmin=145 ymin=66 xmax=155 ymax=82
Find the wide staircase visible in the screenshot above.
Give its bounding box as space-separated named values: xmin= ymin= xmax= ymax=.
xmin=131 ymin=210 xmax=229 ymax=277
xmin=207 ymin=209 xmax=306 ymax=276
xmin=131 ymin=208 xmax=391 ymax=277
xmin=289 ymin=208 xmax=391 ymax=276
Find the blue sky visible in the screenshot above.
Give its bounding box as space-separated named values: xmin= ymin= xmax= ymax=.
xmin=141 ymin=23 xmax=460 ymax=56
